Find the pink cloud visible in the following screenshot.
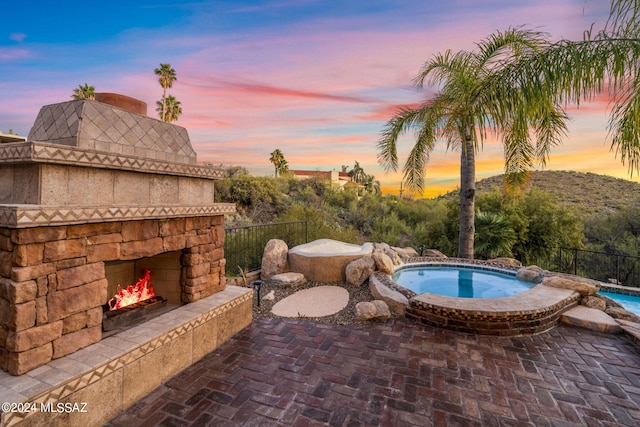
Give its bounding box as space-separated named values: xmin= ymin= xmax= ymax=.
xmin=0 ymin=47 xmax=31 ymax=61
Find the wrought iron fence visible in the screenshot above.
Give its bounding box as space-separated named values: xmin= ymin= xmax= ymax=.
xmin=540 ymin=248 xmax=640 ymax=288
xmin=224 ymin=221 xmax=308 ymax=276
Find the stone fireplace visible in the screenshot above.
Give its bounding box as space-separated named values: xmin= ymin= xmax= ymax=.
xmin=0 ymin=97 xmax=237 ymax=376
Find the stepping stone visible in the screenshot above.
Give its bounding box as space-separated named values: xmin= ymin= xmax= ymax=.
xmin=271 ymin=286 xmax=348 ymax=317
xmin=561 ymin=306 xmax=623 ymax=333
xmin=268 ymin=272 xmax=306 ymax=287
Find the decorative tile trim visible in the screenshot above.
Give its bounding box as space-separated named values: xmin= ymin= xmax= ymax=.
xmin=0 ymin=204 xmax=236 ymax=228
xmin=3 ymin=289 xmax=252 ymax=426
xmin=0 ymin=142 xmax=224 ymax=179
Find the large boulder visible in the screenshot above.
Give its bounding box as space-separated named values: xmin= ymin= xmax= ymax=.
xmin=581 ymin=295 xmax=607 ymax=311
xmin=392 ymin=246 xmax=419 ymax=259
xmin=355 ymin=300 xmax=391 ymax=321
xmin=384 ymin=249 xmax=403 ymax=266
xmin=606 ymin=307 xmax=640 ymax=323
xmin=345 ymin=256 xmax=376 ymax=286
xmin=423 ymin=249 xmax=447 ymax=258
xmin=260 ymin=239 xmax=289 ymax=280
xmin=372 ymin=250 xmax=395 ymax=274
xmin=268 ymin=272 xmax=306 ymax=287
xmin=373 ymin=242 xmax=391 ymax=252
xmin=369 ymin=273 xmax=408 ymax=315
xmin=516 ymin=265 xmax=545 ymax=283
xmin=543 ymin=276 xmax=599 ymax=296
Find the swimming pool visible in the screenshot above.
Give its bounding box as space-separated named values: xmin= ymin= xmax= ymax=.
xmin=392 ymin=265 xmax=535 ymax=298
xmin=601 ymin=291 xmax=640 ymax=316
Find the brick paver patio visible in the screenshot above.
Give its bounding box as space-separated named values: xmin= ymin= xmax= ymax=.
xmin=106 ymin=317 xmax=640 ymax=426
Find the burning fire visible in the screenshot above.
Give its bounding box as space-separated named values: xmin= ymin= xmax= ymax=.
xmin=108 ymin=269 xmax=155 ymax=311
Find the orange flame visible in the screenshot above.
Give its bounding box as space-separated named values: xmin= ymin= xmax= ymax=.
xmin=108 ymin=269 xmax=156 ymax=311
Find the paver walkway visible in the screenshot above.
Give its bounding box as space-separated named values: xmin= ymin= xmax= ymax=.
xmin=106 ymin=317 xmax=640 ymax=426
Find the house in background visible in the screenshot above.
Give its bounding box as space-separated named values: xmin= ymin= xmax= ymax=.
xmin=289 ymin=169 xmax=364 ymax=191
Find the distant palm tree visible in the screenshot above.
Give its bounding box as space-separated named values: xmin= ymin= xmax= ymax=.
xmin=279 ymin=159 xmax=290 ymax=176
xmin=154 ymin=64 xmax=177 ymax=121
xmin=363 ymin=174 xmax=382 ymax=195
xmin=269 ymin=149 xmax=287 ymax=177
xmin=156 ymin=95 xmax=182 ymax=123
xmin=72 ymin=83 xmax=95 ymax=100
xmin=348 ymin=161 xmax=366 ymax=183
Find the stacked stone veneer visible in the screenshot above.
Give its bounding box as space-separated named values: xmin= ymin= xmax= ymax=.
xmin=0 ymin=216 xmax=226 ymax=375
xmin=0 ymin=98 xmax=236 ymax=375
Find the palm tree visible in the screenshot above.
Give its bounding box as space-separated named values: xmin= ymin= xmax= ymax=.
xmin=489 ymin=0 xmax=640 ymax=178
xmin=156 ymin=95 xmax=182 ymax=123
xmin=377 ymin=28 xmax=567 ymax=259
xmin=348 ymin=161 xmax=366 ymax=184
xmin=269 ymin=149 xmax=287 ymax=177
xmin=348 ymin=161 xmax=368 ymax=196
xmin=154 ymin=64 xmax=177 ymax=121
xmin=279 ymin=159 xmax=290 ymax=176
xmin=72 ymin=83 xmax=95 ymax=100
xmin=474 ymin=210 xmax=517 ymax=259
xmin=363 ymin=174 xmax=382 ymax=195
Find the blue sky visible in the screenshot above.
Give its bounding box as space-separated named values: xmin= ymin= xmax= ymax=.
xmin=3 ymin=0 xmax=633 ymax=196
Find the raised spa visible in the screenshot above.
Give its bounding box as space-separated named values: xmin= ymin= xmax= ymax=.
xmin=392 ymin=265 xmax=534 ymax=298
xmin=372 ymin=261 xmax=581 ymax=335
xmin=288 ymin=238 xmax=374 ymax=282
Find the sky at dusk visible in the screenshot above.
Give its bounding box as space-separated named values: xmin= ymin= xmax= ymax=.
xmin=2 ymin=0 xmax=637 ymax=197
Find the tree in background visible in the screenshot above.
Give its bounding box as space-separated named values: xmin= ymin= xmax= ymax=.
xmin=269 ymin=149 xmax=289 ymax=177
xmin=348 ymin=161 xmax=380 ymax=195
xmin=348 ymin=161 xmax=366 ymax=185
xmin=378 ymin=28 xmax=567 ymax=259
xmin=154 ymin=64 xmax=177 ymax=122
xmin=489 ymin=0 xmax=640 ymax=179
xmin=363 ymin=174 xmax=382 ymax=195
xmin=72 ymin=83 xmax=95 ymax=100
xmin=156 ymin=95 xmax=182 ymax=123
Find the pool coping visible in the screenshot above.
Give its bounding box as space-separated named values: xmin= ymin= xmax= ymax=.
xmin=373 ymin=259 xmax=581 ymax=335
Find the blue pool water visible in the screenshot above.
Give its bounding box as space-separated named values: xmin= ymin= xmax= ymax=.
xmin=392 ymin=266 xmax=534 ymax=298
xmin=600 ymin=291 xmax=640 ymax=316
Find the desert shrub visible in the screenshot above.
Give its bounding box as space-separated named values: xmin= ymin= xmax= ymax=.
xmin=277 ymin=204 xmax=362 ymax=243
xmin=370 ymin=211 xmax=410 ymax=246
xmin=216 ymin=174 xmax=286 ymax=224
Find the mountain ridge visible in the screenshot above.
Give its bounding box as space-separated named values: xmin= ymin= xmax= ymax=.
xmin=445 ymin=170 xmax=640 ymax=216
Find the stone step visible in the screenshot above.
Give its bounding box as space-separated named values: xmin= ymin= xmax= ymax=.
xmin=560 ymin=305 xmax=623 ymax=333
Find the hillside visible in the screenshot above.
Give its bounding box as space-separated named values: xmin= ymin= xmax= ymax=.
xmin=448 ymin=171 xmax=640 ymax=216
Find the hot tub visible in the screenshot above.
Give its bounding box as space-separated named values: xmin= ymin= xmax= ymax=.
xmin=288 ymin=239 xmax=374 ymax=282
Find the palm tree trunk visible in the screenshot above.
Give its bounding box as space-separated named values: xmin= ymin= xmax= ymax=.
xmin=162 ymin=87 xmax=167 ymax=122
xmin=458 ymin=134 xmax=475 ymax=259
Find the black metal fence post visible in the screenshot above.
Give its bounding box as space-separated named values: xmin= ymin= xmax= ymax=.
xmin=546 ymin=247 xmax=640 ymax=288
